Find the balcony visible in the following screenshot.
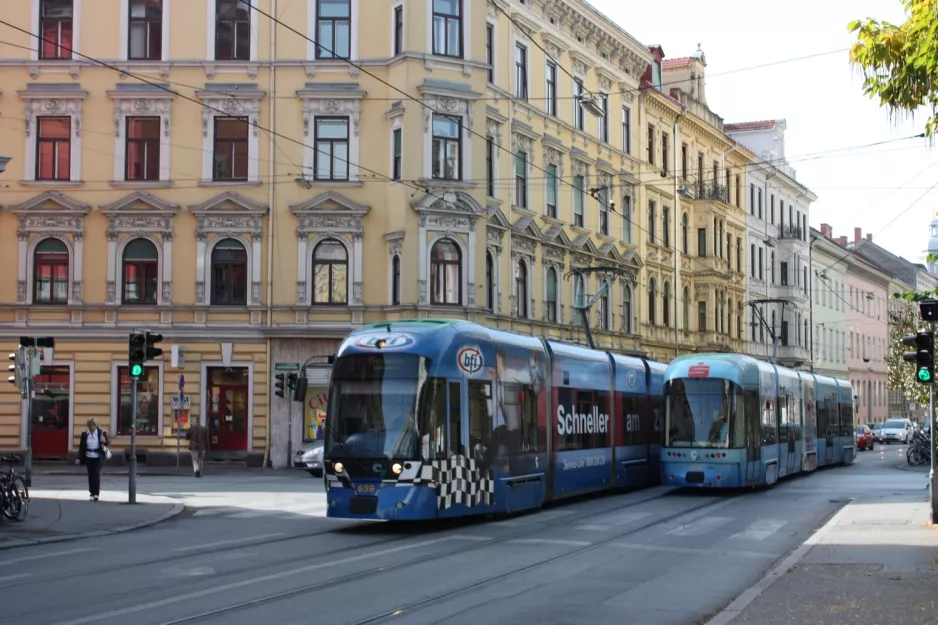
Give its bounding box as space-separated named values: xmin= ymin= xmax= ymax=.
xmin=778 ymin=225 xmax=804 ymax=241
xmin=694 ymin=255 xmax=730 ymax=275
xmin=775 ymin=283 xmax=809 ymax=303
xmin=776 ymin=344 xmax=810 ymax=367
xmin=696 ymin=181 xmax=729 ymax=205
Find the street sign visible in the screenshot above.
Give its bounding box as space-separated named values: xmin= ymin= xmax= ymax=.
xmin=171 ymin=394 xmax=191 ymax=410
xmin=275 ymin=362 xmax=300 ymax=371
xmin=178 ymin=374 xmax=185 ymax=391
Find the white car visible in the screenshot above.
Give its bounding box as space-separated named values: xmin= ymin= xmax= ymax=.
xmin=293 ymin=440 xmax=324 ymax=476
xmin=880 ymin=418 xmax=913 ymax=444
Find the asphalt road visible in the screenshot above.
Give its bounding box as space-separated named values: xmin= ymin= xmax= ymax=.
xmin=2 ymin=445 xmax=925 ymax=625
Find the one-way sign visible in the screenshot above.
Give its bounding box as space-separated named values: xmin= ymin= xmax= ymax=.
xmin=171 ymin=394 xmax=191 ymax=410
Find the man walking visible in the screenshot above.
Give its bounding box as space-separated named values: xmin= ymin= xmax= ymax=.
xmin=186 ymin=420 xmax=209 ymax=477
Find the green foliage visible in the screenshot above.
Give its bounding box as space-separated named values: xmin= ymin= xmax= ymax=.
xmin=886 ymin=302 xmax=931 ymax=407
xmin=849 ymin=0 xmax=938 ymax=138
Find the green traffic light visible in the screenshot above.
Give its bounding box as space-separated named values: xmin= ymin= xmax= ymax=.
xmin=130 ymin=363 xmax=144 ymax=377
xmin=918 ymin=368 xmax=932 ymax=382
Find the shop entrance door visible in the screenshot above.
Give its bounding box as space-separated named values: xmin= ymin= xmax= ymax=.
xmin=206 ymin=367 xmax=249 ymax=452
xmin=31 ymin=366 xmax=70 ymax=459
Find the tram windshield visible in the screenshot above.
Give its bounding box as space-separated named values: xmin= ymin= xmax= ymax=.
xmin=325 ymin=353 xmax=426 ymax=459
xmin=665 ymin=378 xmax=742 ymax=448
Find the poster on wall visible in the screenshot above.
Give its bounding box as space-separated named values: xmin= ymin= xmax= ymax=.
xmin=304 ymin=388 xmax=328 ymax=442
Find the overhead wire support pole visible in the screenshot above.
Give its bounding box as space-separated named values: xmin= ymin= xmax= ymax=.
xmin=931 ymin=319 xmax=936 ymax=524
xmin=566 ymin=266 xmax=633 ymax=351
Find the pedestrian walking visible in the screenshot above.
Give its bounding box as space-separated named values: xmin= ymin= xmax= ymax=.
xmin=186 ymin=420 xmax=209 ymax=477
xmin=76 ymin=418 xmax=111 ymax=501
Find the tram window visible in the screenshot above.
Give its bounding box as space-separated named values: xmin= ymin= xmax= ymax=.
xmin=448 ymin=382 xmax=463 ymax=457
xmin=732 ymin=389 xmax=746 ymax=448
xmin=761 ymin=399 xmax=776 ymax=445
xmin=468 ymin=381 xmax=492 ymax=462
xmin=744 ymin=390 xmax=760 ymax=451
xmin=417 ymin=378 xmax=446 ymax=460
xmin=841 ymin=402 xmax=853 ymax=436
xmin=792 ymin=393 xmax=803 ymax=439
xmin=620 ymin=394 xmax=642 ymax=446
xmin=817 ymin=396 xmax=828 ymax=438
xmin=778 ymin=394 xmax=789 ymax=439
xmin=518 ymin=384 xmax=542 ymax=452
xmin=652 ymin=394 xmax=664 ymax=444
xmin=594 ymin=391 xmax=610 ymax=448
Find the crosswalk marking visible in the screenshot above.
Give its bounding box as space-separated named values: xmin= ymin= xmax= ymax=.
xmin=666 ymin=516 xmax=733 ymax=536
xmin=731 ymin=519 xmax=787 ymax=541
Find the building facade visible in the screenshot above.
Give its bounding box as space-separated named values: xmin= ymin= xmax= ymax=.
xmin=727 ymin=120 xmax=815 ymax=368
xmin=809 ymin=227 xmax=849 ymax=381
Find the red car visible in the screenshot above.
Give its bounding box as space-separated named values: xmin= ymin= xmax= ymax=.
xmin=856 ymin=425 xmax=874 ymax=451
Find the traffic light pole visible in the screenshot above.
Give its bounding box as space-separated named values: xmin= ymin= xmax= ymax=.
xmin=129 ymin=377 xmax=138 ymax=504
xmin=24 ymin=374 xmax=33 ymax=488
xmin=931 ymin=321 xmax=937 ymax=525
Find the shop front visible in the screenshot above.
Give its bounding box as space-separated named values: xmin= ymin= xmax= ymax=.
xmin=205 ymin=366 xmax=250 ymax=452
xmin=30 ymin=364 xmax=73 ymax=460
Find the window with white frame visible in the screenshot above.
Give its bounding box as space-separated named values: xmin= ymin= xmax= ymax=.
xmin=393 ymin=4 xmax=403 ymax=56
xmin=573 ymin=174 xmax=584 ymax=227
xmin=35 ymin=117 xmax=71 ymax=181
xmin=597 ymin=185 xmax=609 ymax=236
xmin=514 ymin=43 xmax=528 ymax=100
xmin=214 ymin=0 xmax=251 ymax=60
xmin=485 ymin=22 xmax=494 ymax=82
xmin=598 ymin=280 xmax=609 ymax=330
xmin=515 ymin=258 xmax=528 ymax=317
xmin=622 ymin=285 xmax=632 ymax=333
xmin=485 ymin=136 xmax=495 ymax=197
xmin=514 ymin=151 xmax=527 ymax=208
xmin=621 ymin=106 xmax=631 ymax=154
xmin=432 ymin=114 xmax=462 ymax=180
xmin=431 ymin=0 xmax=462 ymax=58
xmin=21 ymin=85 xmax=85 ymax=183
xmin=33 ymin=237 xmax=70 ymax=304
xmin=121 ymin=237 xmax=159 ymax=304
xmin=314 ymin=117 xmax=349 ymax=181
xmin=198 ymin=88 xmax=263 ymax=183
xmin=109 ymin=86 xmax=173 ymax=184
xmin=598 ymin=93 xmax=608 ymax=143
xmin=545 ymin=61 xmax=557 ymax=116
xmin=431 ymin=239 xmax=461 ymax=305
xmin=312 ymin=238 xmax=348 ymax=304
xmin=573 ymin=79 xmax=584 ymax=131
xmin=392 ymin=127 xmax=402 ymax=180
xmin=621 ymin=195 xmax=632 ymax=243
xmin=545 ymin=266 xmax=558 ymax=322
xmin=39 ymin=0 xmax=75 ymax=60
xmin=127 ymin=0 xmax=164 ymax=61
xmin=545 ymin=164 xmax=557 ymax=218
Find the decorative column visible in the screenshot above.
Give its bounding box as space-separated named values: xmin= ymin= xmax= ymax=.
xmin=17 ymin=230 xmax=28 ymax=303
xmin=251 ymin=231 xmax=262 ymax=305
xmin=417 ymin=216 xmax=429 ymax=305
xmin=352 ymin=232 xmax=364 ymax=305
xmin=466 ymin=219 xmax=477 ymax=307
xmin=105 ymin=230 xmax=118 ymax=304
xmin=161 ymin=233 xmax=173 ymax=303
xmin=195 ymin=234 xmax=207 ymax=304
xmin=296 ymin=233 xmax=308 ymax=305
xmin=71 ymin=233 xmax=84 ymax=304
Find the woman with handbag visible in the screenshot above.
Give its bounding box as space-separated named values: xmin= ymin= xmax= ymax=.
xmin=75 ymin=418 xmax=111 ymax=501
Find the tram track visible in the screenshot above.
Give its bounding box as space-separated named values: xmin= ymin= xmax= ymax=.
xmin=147 ymin=492 xmax=738 ymax=625
xmin=8 ymin=486 xmax=683 ymax=624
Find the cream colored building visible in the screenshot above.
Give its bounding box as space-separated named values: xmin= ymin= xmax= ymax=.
xmin=0 ymin=0 xmax=752 ymax=468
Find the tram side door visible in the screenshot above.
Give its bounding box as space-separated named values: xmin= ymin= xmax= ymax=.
xmin=446 ymin=380 xmax=467 ymax=458
xmin=744 ymin=391 xmax=761 ymax=485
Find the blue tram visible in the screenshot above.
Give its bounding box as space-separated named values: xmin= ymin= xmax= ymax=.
xmin=323 ymin=320 xmax=666 ymax=521
xmin=660 ymin=354 xmax=856 ymax=489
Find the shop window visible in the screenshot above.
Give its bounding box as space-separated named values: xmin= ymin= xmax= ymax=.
xmin=116 ymin=365 xmax=160 ymax=436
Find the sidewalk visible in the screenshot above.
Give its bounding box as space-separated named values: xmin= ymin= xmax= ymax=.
xmin=30 ymin=461 xmax=294 ymax=477
xmin=0 ymin=489 xmax=184 ymax=550
xmin=709 ymin=495 xmax=938 ymax=625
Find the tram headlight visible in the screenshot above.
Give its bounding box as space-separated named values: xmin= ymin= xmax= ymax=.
xmin=334 ymin=461 xmax=345 ymax=474
xmin=391 ymin=462 xmax=403 ymax=475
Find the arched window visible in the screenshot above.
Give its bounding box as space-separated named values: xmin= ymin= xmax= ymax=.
xmin=683 ymin=286 xmax=690 ymax=331
xmin=546 ymin=267 xmax=558 ymax=322
xmin=623 ymin=285 xmax=632 ymax=333
xmin=574 ymin=275 xmax=586 ymax=324
xmin=391 ymin=255 xmax=401 ymax=305
xmin=122 ymin=238 xmax=159 ymax=305
xmin=211 ymin=238 xmax=248 ymax=305
xmin=681 ymin=212 xmax=688 ymax=254
xmin=599 ymin=280 xmax=609 ymax=329
xmin=485 ymin=251 xmax=495 ymax=311
xmin=33 ymin=238 xmax=69 ymax=304
xmin=312 ymin=239 xmax=348 ymax=305
xmin=430 ymin=239 xmax=461 ymax=305
xmin=515 ymin=258 xmax=528 ymax=317
xmin=662 ymin=281 xmax=670 ymax=327
xmin=648 ymin=278 xmax=656 ymax=324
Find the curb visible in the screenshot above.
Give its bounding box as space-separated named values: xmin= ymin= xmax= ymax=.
xmin=0 ymin=499 xmax=186 ymax=551
xmin=704 ymin=498 xmax=855 ymax=625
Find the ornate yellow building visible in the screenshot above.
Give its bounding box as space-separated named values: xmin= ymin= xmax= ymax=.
xmin=0 ymin=0 xmax=752 ymax=468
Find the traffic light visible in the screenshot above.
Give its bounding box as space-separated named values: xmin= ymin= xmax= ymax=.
xmin=921 ymin=299 xmax=938 ymax=322
xmin=287 ymin=373 xmax=297 ymax=392
xmin=7 ymin=348 xmax=24 ymax=389
xmin=145 ymin=332 xmax=163 ymax=361
xmin=28 ymin=348 xmax=43 ymax=378
xmin=129 ymin=332 xmax=146 ymax=378
xmin=274 ymin=373 xmax=285 ymax=398
xmin=902 ymin=331 xmax=935 ymax=384
xmin=292 ymin=374 xmax=308 ymax=403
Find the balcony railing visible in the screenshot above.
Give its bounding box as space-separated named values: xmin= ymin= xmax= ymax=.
xmin=697 ymin=181 xmax=729 ymax=204
xmin=776 ymin=344 xmax=810 ymax=365
xmin=775 ymin=283 xmax=809 ymax=301
xmin=778 ymin=225 xmax=803 ymax=240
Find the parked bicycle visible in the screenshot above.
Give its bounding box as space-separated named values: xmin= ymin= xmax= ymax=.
xmin=0 ymin=455 xmax=29 ymax=522
xmin=907 ymin=431 xmax=932 ymax=467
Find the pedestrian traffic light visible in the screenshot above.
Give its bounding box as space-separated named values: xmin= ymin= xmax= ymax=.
xmin=129 ymin=332 xmax=146 ymax=378
xmin=902 ymin=331 xmax=935 ymax=384
xmin=145 ymin=332 xmax=163 ymax=360
xmin=292 ymin=374 xmax=308 ymax=403
xmin=274 ymin=373 xmax=285 ymax=398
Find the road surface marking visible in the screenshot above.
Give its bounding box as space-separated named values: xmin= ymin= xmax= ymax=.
xmin=50 ymin=537 xmax=457 ymax=625
xmin=510 ymin=538 xmax=592 ymax=547
xmin=731 ymin=519 xmax=787 ymax=541
xmin=612 ymin=543 xmax=777 ymax=559
xmin=161 ymin=566 xmax=216 ymax=577
xmin=192 ymin=509 xmax=225 ymax=517
xmin=172 ymin=533 xmax=285 ymax=552
xmin=0 ymin=573 xmax=33 ymax=582
xmin=666 ymin=516 xmax=733 ymax=536
xmin=576 ymin=511 xmax=654 ymax=530
xmin=0 ymin=548 xmax=99 ymax=567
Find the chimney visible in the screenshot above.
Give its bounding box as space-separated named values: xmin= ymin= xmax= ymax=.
xmin=836 ymin=236 xmax=848 ymax=248
xmin=820 ymin=223 xmax=832 ymax=238
xmin=866 ymin=233 xmax=872 ymax=242
xmin=854 ymin=227 xmax=862 ymax=246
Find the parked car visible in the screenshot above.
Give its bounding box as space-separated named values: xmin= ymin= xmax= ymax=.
xmin=855 ymin=424 xmax=874 ymax=451
xmin=880 ymin=418 xmax=914 ymax=444
xmin=293 ymin=440 xmax=323 ymax=476
xmin=869 ymin=422 xmax=884 ymax=443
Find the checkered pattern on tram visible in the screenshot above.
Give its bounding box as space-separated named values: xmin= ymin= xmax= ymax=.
xmin=416 ymin=455 xmax=495 ymax=510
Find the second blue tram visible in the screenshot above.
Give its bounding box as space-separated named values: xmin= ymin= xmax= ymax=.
xmin=322 ymin=320 xmax=666 ymax=521
xmin=660 ymin=353 xmax=856 ymax=489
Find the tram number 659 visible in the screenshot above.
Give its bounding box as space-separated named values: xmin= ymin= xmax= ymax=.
xmin=625 ymin=413 xmax=641 ymax=433
xmin=355 ymin=484 xmax=375 ymax=494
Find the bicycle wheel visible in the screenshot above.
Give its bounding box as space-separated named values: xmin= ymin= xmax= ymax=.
xmin=2 ymin=477 xmax=28 ymax=521
xmin=908 ymin=447 xmax=923 ymax=466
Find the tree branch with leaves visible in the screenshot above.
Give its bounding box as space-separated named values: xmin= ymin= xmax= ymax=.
xmin=849 ymin=0 xmax=938 ymax=138
xmin=886 ymin=302 xmax=931 ymax=408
